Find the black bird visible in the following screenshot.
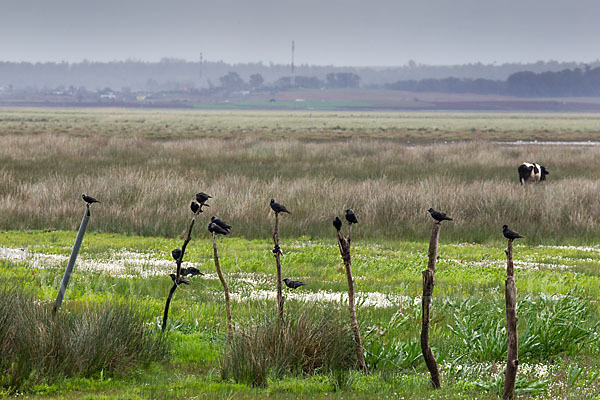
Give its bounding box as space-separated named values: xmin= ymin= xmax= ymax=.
xmin=82 ymin=193 xmax=100 ymax=204
xmin=208 ymin=222 xmax=229 ymax=235
xmin=503 ymin=225 xmax=525 ymax=241
xmin=211 ymin=216 xmax=232 ymax=231
xmin=171 ymin=248 xmax=182 ymax=261
xmin=283 ymin=278 xmax=307 ymax=289
xmin=333 ymin=216 xmax=342 ymax=232
xmin=270 ymin=198 xmax=291 ymax=214
xmin=345 ymin=209 xmax=358 ymax=224
xmin=190 ymin=201 xmax=200 ymax=213
xmin=272 ymin=244 xmax=281 ymax=255
xmin=428 ymin=208 xmax=453 ymax=223
xmin=169 ymin=273 xmax=190 ymax=285
xmin=181 ymin=267 xmax=204 ymax=277
xmin=195 ymin=192 xmax=212 ymax=205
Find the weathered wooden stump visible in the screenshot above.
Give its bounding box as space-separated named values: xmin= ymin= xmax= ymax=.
xmin=162 ymin=203 xmax=203 ymax=332
xmin=212 ymin=231 xmax=234 ymax=342
xmin=273 ymin=212 xmax=285 ymax=321
xmin=336 ymin=224 xmax=368 ymax=374
xmin=421 ymin=221 xmax=441 ymax=388
xmin=503 ymin=239 xmax=518 ymax=400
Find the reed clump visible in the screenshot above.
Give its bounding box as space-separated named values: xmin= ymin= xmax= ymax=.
xmin=0 ymin=288 xmax=168 ymax=391
xmin=221 ymin=304 xmax=356 ymax=387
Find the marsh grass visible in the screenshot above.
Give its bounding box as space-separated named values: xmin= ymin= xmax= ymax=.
xmin=221 ymin=303 xmax=357 ymax=387
xmin=0 ymin=287 xmax=168 ymax=391
xmin=2 ymin=132 xmax=600 ymax=242
xmin=2 ymin=231 xmax=600 ymax=398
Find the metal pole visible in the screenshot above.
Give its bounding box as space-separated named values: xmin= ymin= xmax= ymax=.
xmin=53 ymin=205 xmax=90 ymax=313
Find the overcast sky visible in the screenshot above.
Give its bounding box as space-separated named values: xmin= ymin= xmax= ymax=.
xmin=1 ymin=0 xmax=598 ymax=66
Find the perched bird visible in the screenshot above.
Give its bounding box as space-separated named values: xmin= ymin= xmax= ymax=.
xmin=169 ymin=273 xmax=190 ymax=285
xmin=190 ymin=201 xmax=200 ymax=213
xmin=270 ymin=198 xmax=291 ymax=214
xmin=211 ymin=216 xmax=232 ymax=232
xmin=272 ymin=244 xmax=282 ymax=255
xmin=195 ymin=192 xmax=212 ymax=205
xmin=208 ymin=222 xmax=229 ymax=235
xmin=82 ymin=193 xmax=100 ymax=204
xmin=345 ymin=209 xmax=358 ymax=224
xmin=181 ymin=267 xmax=204 ymax=277
xmin=171 ymin=248 xmax=182 ymax=261
xmin=503 ymin=225 xmax=524 ymax=241
xmin=428 ymin=208 xmax=453 ymax=223
xmin=333 ymin=216 xmax=342 ymax=232
xmin=283 ymin=278 xmax=307 ymax=289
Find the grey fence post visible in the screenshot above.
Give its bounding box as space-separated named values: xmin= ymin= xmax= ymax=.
xmin=53 ymin=205 xmax=90 ymax=313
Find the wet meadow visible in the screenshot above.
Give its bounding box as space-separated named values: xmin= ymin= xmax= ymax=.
xmin=1 ymin=108 xmax=600 ymax=399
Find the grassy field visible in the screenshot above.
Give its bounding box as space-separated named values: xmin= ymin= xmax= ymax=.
xmin=2 ymin=108 xmax=600 ymax=141
xmin=2 ymin=108 xmax=600 ymax=242
xmin=2 ymin=108 xmax=600 ymax=398
xmin=1 ymin=230 xmax=599 ymax=399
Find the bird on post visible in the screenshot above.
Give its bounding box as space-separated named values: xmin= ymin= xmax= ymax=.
xmin=171 ymin=248 xmax=182 ymax=262
xmin=195 ymin=192 xmax=212 ymax=206
xmin=333 ymin=216 xmax=342 ymax=231
xmin=208 ymin=222 xmax=230 ymax=235
xmin=283 ymin=278 xmax=307 ymax=289
xmin=270 ymin=198 xmax=291 ymax=214
xmin=82 ymin=194 xmax=100 ymax=205
xmin=190 ymin=201 xmax=200 ymax=213
xmin=211 ymin=216 xmax=231 ymax=232
xmin=345 ymin=209 xmax=358 ymax=224
xmin=503 ymin=225 xmax=524 ymax=241
xmin=181 ymin=266 xmax=204 ymax=277
xmin=428 ymin=208 xmax=453 ymax=223
xmin=272 ymin=244 xmax=282 ymax=256
xmin=169 ymin=273 xmax=190 ymax=285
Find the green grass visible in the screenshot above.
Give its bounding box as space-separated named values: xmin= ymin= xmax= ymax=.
xmin=2 ymin=108 xmax=600 ymax=398
xmin=1 ymin=230 xmax=600 ymax=398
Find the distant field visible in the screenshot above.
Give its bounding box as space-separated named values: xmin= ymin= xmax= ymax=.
xmin=1 ymin=107 xmax=600 ymax=141
xmin=2 ymin=108 xmax=600 ymax=242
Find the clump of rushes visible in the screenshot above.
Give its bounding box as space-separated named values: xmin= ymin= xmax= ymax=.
xmin=0 ymin=287 xmax=168 ymax=392
xmin=221 ymin=303 xmax=356 ymax=387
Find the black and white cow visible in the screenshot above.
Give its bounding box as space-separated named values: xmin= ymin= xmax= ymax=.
xmin=518 ymin=162 xmax=549 ymax=184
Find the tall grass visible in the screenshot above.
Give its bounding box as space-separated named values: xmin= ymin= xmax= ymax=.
xmin=0 ymin=288 xmax=168 ymax=391
xmin=2 ymin=132 xmax=600 ymax=242
xmin=444 ymin=290 xmax=600 ymax=363
xmin=221 ymin=304 xmax=357 ymax=387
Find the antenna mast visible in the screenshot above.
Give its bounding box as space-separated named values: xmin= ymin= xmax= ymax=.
xmin=291 ymin=40 xmax=295 ymax=87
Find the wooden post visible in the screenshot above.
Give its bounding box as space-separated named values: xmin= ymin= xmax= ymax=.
xmin=213 ymin=231 xmax=234 ymax=342
xmin=421 ymin=221 xmax=441 ymax=388
xmin=162 ymin=205 xmax=203 ymax=332
xmin=336 ymin=227 xmax=368 ymax=374
xmin=503 ymin=239 xmax=518 ymax=400
xmin=161 ymin=283 xmax=178 ymax=332
xmin=53 ymin=205 xmax=91 ymax=314
xmin=273 ymin=212 xmax=284 ymax=321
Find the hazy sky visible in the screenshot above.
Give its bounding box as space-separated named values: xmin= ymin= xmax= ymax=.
xmin=2 ymin=0 xmax=598 ymax=66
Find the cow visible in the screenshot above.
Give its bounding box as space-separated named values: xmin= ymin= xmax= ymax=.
xmin=518 ymin=162 xmax=549 ymax=184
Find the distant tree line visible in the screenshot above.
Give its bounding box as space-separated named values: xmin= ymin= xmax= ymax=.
xmin=216 ymin=71 xmax=360 ymax=92
xmin=385 ymin=66 xmax=600 ymax=97
xmin=1 ymin=59 xmax=598 ymax=92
